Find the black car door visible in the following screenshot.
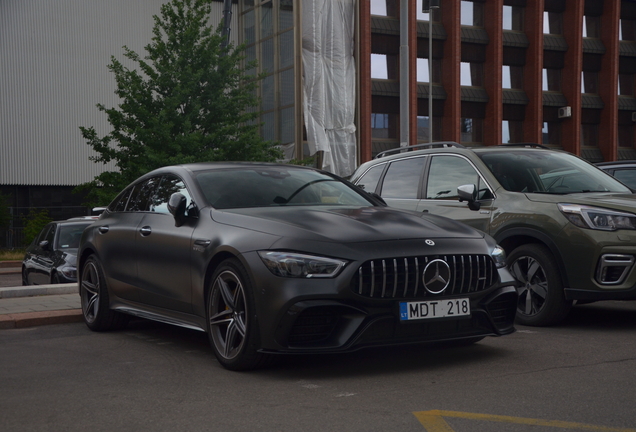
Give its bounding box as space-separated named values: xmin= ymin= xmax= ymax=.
xmin=31 ymin=223 xmax=56 ymax=285
xmin=134 ymin=175 xmax=195 ymax=313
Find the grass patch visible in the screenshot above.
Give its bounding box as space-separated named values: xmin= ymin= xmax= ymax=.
xmin=0 ymin=249 xmax=25 ymax=261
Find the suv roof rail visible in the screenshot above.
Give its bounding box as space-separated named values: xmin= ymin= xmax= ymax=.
xmin=499 ymin=143 xmax=550 ymax=149
xmin=375 ymin=141 xmax=465 ymax=158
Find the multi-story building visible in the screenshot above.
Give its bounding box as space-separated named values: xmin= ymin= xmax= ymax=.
xmin=2 ymin=0 xmax=634 ymax=245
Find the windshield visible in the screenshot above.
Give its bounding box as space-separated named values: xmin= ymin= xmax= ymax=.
xmin=479 ymin=151 xmax=632 ymax=194
xmin=56 ymin=223 xmax=92 ymax=249
xmin=195 ymin=168 xmax=374 ymax=209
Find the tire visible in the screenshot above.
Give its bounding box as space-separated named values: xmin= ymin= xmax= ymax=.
xmin=79 ymin=255 xmax=128 ymax=331
xmin=207 ymin=258 xmax=271 ymax=371
xmin=51 ymin=273 xmax=61 ymax=284
xmin=22 ymin=268 xmax=29 ymax=286
xmin=508 ymin=244 xmax=571 ymax=326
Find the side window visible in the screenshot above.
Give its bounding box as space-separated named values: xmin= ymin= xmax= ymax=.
xmin=150 ymin=175 xmax=192 ymax=214
xmin=110 ymin=187 xmax=134 ymax=212
xmin=355 ymin=164 xmax=386 ymax=193
xmin=128 ymin=177 xmax=161 ymax=212
xmin=43 ymin=224 xmax=56 ymax=247
xmin=613 ymin=169 xmax=636 ymax=189
xmin=380 ymin=157 xmax=425 ymax=199
xmin=35 ymin=224 xmax=52 ymax=246
xmin=426 ymin=155 xmax=492 ymax=200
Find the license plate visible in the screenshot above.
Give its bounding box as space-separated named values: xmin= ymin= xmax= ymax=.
xmin=400 ymin=298 xmax=470 ymax=321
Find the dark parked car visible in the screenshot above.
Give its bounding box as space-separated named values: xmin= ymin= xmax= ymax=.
xmin=23 ymin=219 xmax=95 ymax=285
xmin=78 ymin=162 xmax=517 ymax=370
xmin=596 ymin=160 xmax=636 ymax=190
xmin=351 ymin=143 xmax=636 ymax=327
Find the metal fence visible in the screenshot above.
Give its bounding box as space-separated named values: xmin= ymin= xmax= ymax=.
xmin=0 ymin=206 xmax=92 ymax=249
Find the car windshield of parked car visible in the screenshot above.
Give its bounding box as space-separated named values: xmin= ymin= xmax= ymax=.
xmin=479 ymin=151 xmax=632 ymax=194
xmin=195 ymin=168 xmax=374 ymax=209
xmin=56 ymin=223 xmax=92 ymax=249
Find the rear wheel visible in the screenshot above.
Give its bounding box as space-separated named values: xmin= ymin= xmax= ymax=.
xmin=207 ymin=258 xmax=271 ymax=371
xmin=80 ymin=255 xmax=128 ymax=331
xmin=22 ymin=268 xmax=29 ymax=286
xmin=508 ymin=244 xmax=571 ymax=326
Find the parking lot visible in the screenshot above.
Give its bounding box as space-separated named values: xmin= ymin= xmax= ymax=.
xmin=1 ymin=299 xmax=635 ymax=432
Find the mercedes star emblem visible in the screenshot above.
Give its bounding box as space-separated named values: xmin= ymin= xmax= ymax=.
xmin=422 ymin=259 xmax=451 ymax=294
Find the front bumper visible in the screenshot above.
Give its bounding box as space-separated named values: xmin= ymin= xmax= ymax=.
xmin=244 ymin=251 xmax=518 ymax=354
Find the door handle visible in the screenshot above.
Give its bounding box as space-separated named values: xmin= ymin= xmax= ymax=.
xmin=98 ymin=226 xmax=109 ymax=234
xmin=140 ymin=226 xmax=152 ymax=236
xmin=421 ymin=209 xmax=429 ymax=213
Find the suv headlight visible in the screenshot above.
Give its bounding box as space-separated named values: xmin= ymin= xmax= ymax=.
xmin=490 ymin=245 xmax=507 ymax=268
xmin=258 ymin=251 xmax=347 ymax=278
xmin=558 ymin=204 xmax=636 ymax=231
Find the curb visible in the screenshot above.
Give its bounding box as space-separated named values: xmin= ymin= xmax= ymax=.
xmin=0 ymin=261 xmax=21 ymax=269
xmin=0 ymin=283 xmax=77 ymax=299
xmin=0 ymin=309 xmax=83 ymax=330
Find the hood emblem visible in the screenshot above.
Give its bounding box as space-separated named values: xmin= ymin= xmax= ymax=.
xmin=425 ymin=239 xmax=435 ymax=246
xmin=422 ymin=259 xmax=451 ymax=294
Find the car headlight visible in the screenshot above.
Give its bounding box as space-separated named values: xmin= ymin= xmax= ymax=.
xmin=258 ymin=251 xmax=347 ymax=278
xmin=490 ymin=245 xmax=507 ymax=269
xmin=59 ymin=265 xmax=77 ymax=279
xmin=558 ymin=204 xmax=636 ymax=231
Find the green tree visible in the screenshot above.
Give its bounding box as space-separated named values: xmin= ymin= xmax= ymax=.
xmin=22 ymin=209 xmax=52 ymax=246
xmin=78 ymin=0 xmax=281 ymax=206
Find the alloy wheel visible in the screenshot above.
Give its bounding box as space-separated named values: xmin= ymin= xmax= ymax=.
xmin=510 ymin=255 xmax=548 ymax=318
xmin=80 ymin=260 xmax=100 ymax=324
xmin=208 ymin=270 xmax=247 ymax=361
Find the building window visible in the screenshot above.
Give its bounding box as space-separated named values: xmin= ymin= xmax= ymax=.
xmin=542 ymin=122 xmax=561 ymax=146
xmin=416 ymin=58 xmax=440 ymax=83
xmin=581 ymin=124 xmax=599 ymax=147
xmin=543 ymin=11 xmax=563 ymax=35
xmin=502 ymin=120 xmax=523 ymax=143
xmin=543 ymin=68 xmax=561 ymax=91
xmin=371 ymin=0 xmax=397 ymax=17
xmin=619 ymin=74 xmax=635 ymax=96
xmin=416 ymin=0 xmax=441 ymax=21
xmin=371 ymin=54 xmax=389 ymax=79
xmin=621 ymin=19 xmax=636 ymax=41
xmin=583 ymin=16 xmax=600 ymax=38
xmin=619 ymin=124 xmax=634 ymax=148
xmin=502 ymin=65 xmax=523 ymax=89
xmin=461 ymin=1 xmax=483 ymax=27
xmin=460 ymin=118 xmax=483 ymax=144
xmin=503 ymin=5 xmax=523 ymax=31
xmin=461 ymin=62 xmax=483 ymax=86
xmin=372 ymin=113 xmax=397 ymax=139
xmin=582 ymin=71 xmax=599 ymax=94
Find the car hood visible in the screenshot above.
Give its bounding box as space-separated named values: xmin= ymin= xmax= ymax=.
xmin=211 ymin=206 xmax=484 ymax=243
xmin=526 ymin=192 xmax=636 ymax=213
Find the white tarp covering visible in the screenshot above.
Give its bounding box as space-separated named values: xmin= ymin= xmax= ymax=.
xmin=302 ymin=0 xmax=356 ymax=177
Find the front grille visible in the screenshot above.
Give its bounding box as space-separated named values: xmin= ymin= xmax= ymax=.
xmin=351 ymin=254 xmax=498 ymax=299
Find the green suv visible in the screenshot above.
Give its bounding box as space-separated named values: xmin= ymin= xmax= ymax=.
xmin=350 ymin=143 xmax=636 ymax=326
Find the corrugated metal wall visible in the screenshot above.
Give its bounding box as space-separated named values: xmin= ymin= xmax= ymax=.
xmin=0 ymin=0 xmax=237 ymax=186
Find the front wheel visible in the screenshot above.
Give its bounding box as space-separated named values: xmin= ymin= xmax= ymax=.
xmin=207 ymin=258 xmax=270 ymax=371
xmin=80 ymin=255 xmax=128 ymax=331
xmin=508 ymin=244 xmax=571 ymax=326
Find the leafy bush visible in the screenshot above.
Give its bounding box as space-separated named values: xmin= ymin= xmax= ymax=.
xmin=22 ymin=209 xmax=52 ymax=246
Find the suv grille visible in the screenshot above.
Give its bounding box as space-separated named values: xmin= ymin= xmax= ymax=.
xmin=350 ymin=254 xmax=498 ymax=299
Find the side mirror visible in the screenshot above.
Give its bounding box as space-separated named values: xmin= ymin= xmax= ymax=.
xmin=457 ymin=184 xmax=481 ymax=211
xmin=39 ymin=240 xmax=50 ymax=251
xmin=168 ymin=193 xmax=187 ymax=227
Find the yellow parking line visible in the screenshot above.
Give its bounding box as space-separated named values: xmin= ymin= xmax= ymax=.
xmin=413 ymin=410 xmax=636 ymax=432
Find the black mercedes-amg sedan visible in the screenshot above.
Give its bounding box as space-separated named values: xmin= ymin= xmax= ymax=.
xmin=78 ymin=162 xmax=517 ymax=370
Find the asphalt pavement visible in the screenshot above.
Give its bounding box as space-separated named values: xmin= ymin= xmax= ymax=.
xmin=0 ymin=261 xmax=82 ymax=329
